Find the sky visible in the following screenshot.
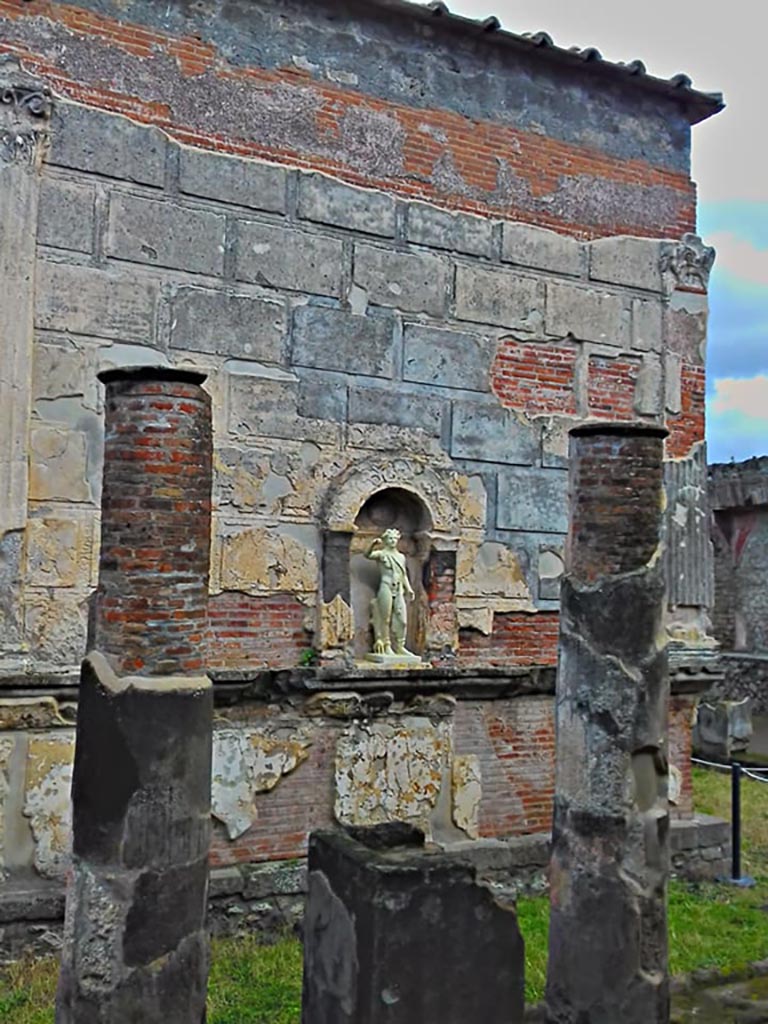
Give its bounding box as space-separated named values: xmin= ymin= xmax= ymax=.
xmin=448 ymin=0 xmax=768 ymax=463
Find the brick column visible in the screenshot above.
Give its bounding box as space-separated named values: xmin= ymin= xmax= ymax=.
xmin=57 ymin=368 xmax=213 ymax=1024
xmin=546 ymin=423 xmax=670 ymax=1024
xmin=94 ymin=367 xmax=212 ymax=674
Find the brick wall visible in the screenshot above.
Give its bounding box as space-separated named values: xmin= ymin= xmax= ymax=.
xmin=208 ymin=593 xmax=310 ymax=670
xmin=667 ymin=364 xmax=706 ymax=459
xmin=669 ymin=695 xmax=694 ymax=818
xmin=491 ymin=341 xmax=578 ymax=417
xmin=455 ymin=697 xmax=555 ymax=837
xmin=458 ymin=613 xmax=560 ymax=667
xmin=0 ymin=0 xmax=699 ymax=239
xmin=587 ymin=354 xmax=642 ymax=420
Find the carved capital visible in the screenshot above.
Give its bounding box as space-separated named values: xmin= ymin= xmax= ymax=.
xmin=661 ymin=233 xmax=716 ymax=293
xmin=0 ymin=58 xmax=52 ymax=167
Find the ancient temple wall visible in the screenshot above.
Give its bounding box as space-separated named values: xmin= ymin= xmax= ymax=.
xmin=0 ymin=97 xmax=713 ymax=678
xmin=0 ymin=0 xmax=724 ymax=944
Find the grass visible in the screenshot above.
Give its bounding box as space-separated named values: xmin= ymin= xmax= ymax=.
xmin=2 ymin=766 xmax=767 ymax=1020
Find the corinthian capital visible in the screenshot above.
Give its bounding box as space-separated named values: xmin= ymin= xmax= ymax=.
xmin=661 ymin=233 xmax=716 ymax=293
xmin=0 ymin=56 xmax=52 ymax=166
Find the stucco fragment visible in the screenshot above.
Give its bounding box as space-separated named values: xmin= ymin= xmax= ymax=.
xmin=26 ymin=515 xmax=95 ymax=588
xmin=0 ymin=696 xmax=71 ymax=730
xmin=23 ymin=734 xmax=75 ymax=879
xmin=334 ymin=718 xmax=450 ymax=835
xmin=319 ymin=594 xmax=354 ymax=649
xmin=29 ymin=426 xmax=91 ymax=503
xmin=0 ymin=736 xmax=15 ymax=877
xmin=211 ymin=727 xmax=311 ymax=840
xmin=452 ymin=754 xmax=482 ymax=839
xmin=457 ymin=541 xmax=531 ymax=599
xmin=219 ymin=526 xmax=318 ymax=594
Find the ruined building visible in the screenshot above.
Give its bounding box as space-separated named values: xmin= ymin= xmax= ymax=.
xmin=709 ymin=457 xmax=768 ymax=712
xmin=0 ymin=0 xmax=726 ymax=948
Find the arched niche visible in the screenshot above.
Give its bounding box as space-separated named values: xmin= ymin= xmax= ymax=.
xmin=350 ymin=488 xmax=432 ymax=657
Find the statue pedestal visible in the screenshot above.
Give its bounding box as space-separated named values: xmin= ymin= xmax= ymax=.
xmin=363 ymin=652 xmax=427 ymax=669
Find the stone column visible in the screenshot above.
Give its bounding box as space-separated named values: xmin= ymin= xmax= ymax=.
xmin=0 ymin=59 xmax=51 ymax=660
xmin=546 ymin=423 xmax=670 ymax=1024
xmin=56 ymin=368 xmax=214 ymax=1024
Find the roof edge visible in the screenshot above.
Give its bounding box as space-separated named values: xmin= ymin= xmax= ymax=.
xmin=369 ymin=0 xmax=724 ymax=124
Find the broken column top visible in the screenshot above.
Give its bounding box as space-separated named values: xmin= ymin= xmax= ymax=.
xmin=98 ymin=365 xmax=208 ymax=387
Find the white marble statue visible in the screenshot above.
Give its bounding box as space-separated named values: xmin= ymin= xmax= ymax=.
xmin=365 ymin=528 xmax=417 ymax=659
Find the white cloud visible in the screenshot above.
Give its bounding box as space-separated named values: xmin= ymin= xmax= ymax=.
xmin=707 ymin=234 xmax=768 ymax=288
xmin=710 ymin=376 xmax=768 ymax=420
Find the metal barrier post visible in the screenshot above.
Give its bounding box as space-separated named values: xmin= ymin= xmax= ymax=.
xmin=731 ymin=760 xmax=742 ymax=882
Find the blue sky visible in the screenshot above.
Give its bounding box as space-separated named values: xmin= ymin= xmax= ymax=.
xmin=451 ymin=0 xmax=768 ymax=463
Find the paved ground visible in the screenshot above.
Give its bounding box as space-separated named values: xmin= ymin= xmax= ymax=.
xmin=673 ymin=975 xmax=768 ymax=1023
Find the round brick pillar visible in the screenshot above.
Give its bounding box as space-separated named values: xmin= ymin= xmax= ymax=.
xmin=57 ymin=368 xmax=213 ymax=1024
xmin=546 ymin=423 xmax=670 ymax=1024
xmin=95 ymin=366 xmax=213 ymax=675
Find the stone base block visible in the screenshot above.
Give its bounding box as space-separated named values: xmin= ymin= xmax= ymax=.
xmin=360 ymin=653 xmax=429 ymax=668
xmin=301 ymin=826 xmax=525 ymax=1024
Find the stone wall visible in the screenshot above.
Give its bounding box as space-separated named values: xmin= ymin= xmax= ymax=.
xmin=710 ymin=458 xmax=768 ymax=654
xmin=706 ymin=654 xmax=768 ymax=715
xmin=0 ymin=0 xmax=722 ymax=936
xmin=0 ymin=97 xmax=714 ymax=677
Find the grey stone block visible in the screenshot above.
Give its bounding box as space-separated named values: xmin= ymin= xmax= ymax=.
xmin=669 ymin=820 xmax=699 ymax=852
xmin=48 ymin=104 xmax=166 ymax=186
xmin=179 ymin=148 xmax=287 ymax=213
xmin=35 ymin=261 xmax=157 ymax=344
xmin=665 ymin=352 xmax=682 ymax=414
xmin=404 ymin=325 xmax=493 ymax=392
xmin=107 ymin=194 xmax=225 ymax=276
xmin=450 ymin=402 xmax=538 ymax=465
xmin=406 ymin=202 xmax=493 ymax=257
xmin=298 ymin=174 xmax=395 ymax=237
xmin=354 ymin=244 xmax=449 ymax=316
xmin=243 ymin=861 xmax=307 ymax=900
xmin=37 ymin=178 xmax=95 ymax=253
xmin=589 ymin=236 xmax=664 ymax=292
xmin=632 ymin=297 xmax=663 ymax=352
xmin=497 ymin=468 xmax=568 ymax=533
xmin=292 ymin=306 xmax=395 ymax=378
xmin=634 ymin=354 xmax=662 ymax=416
xmin=171 ymin=287 xmax=285 ymax=361
xmin=229 ymin=376 xmax=329 ymax=443
xmin=349 ymin=385 xmax=444 ymax=435
xmin=502 ymin=223 xmax=581 ymax=276
xmin=546 ymin=281 xmax=627 ymax=346
xmin=297 ymin=373 xmax=348 ymax=422
xmin=455 ymin=265 xmax=540 ymax=330
xmin=237 ymin=222 xmax=343 ymax=297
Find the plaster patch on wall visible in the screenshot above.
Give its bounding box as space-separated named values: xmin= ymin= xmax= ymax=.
xmin=26 ymin=515 xmax=95 ymax=588
xmin=456 ymin=544 xmax=536 ymax=606
xmin=452 ymin=754 xmax=482 ymax=839
xmin=23 ymin=734 xmax=75 ymax=879
xmin=212 ymin=727 xmax=311 ymax=840
xmin=219 ymin=526 xmax=318 ymax=594
xmin=0 ymin=737 xmax=15 ymax=877
xmin=319 ymin=594 xmax=354 ymax=649
xmin=334 ymin=718 xmax=450 ymax=835
xmin=0 ymin=696 xmax=72 ymax=731
xmin=28 ymin=426 xmax=91 ymax=503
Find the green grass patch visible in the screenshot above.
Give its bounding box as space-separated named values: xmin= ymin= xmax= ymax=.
xmin=2 ymin=765 xmax=767 ymax=1020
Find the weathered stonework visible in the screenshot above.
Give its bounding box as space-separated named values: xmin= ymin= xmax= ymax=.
xmin=547 ymin=424 xmax=670 ymax=1024
xmin=212 ymin=728 xmax=311 ymax=840
xmin=23 ymin=735 xmax=75 ymax=880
